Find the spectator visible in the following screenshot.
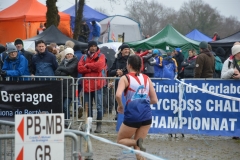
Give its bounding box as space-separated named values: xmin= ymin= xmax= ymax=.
xmin=37 ymin=22 xmax=45 ymax=35
xmin=55 ymin=48 xmax=78 ymax=126
xmin=91 ymin=21 xmax=100 ymax=43
xmin=58 ymin=40 xmax=75 ymax=62
xmin=0 ymin=44 xmax=7 ymax=69
xmin=194 ymin=41 xmax=215 ymax=78
xmin=47 ymin=45 xmax=53 ymax=53
xmin=116 ymin=55 xmax=158 ymax=160
xmin=162 ymin=52 xmax=177 ymax=79
xmin=181 ymin=49 xmax=197 ymax=78
xmin=152 ymin=49 xmax=163 ymax=78
xmin=173 ymin=48 xmax=184 ymax=79
xmin=78 ymin=41 xmax=106 ymax=133
xmin=0 ymin=43 xmax=30 ymax=80
xmin=32 ymin=40 xmax=58 ymax=76
xmin=212 ymin=32 xmax=220 ymax=41
xmin=221 ymin=42 xmax=240 ymax=140
xmin=142 ymin=50 xmax=155 ymax=77
xmin=78 ymin=20 xmax=90 ymax=43
xmin=215 ymin=47 xmax=226 ymax=63
xmin=14 ymin=38 xmax=33 ymax=75
xmin=135 ymin=49 xmax=151 ymax=73
xmin=109 ymin=44 xmax=135 ymax=120
xmin=221 ymin=43 xmax=240 ymax=79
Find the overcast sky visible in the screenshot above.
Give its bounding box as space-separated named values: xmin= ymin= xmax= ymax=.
xmin=0 ymin=0 xmax=239 ymax=21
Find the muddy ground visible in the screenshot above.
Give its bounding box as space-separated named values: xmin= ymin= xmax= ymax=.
xmin=68 ymin=120 xmax=240 ymax=160
xmin=0 ymin=115 xmax=239 ymax=160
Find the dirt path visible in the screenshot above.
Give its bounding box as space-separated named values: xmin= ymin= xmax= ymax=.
xmin=79 ymin=122 xmax=240 ymax=160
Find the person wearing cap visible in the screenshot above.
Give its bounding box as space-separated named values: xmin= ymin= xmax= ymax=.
xmin=14 ymin=38 xmax=33 ymax=75
xmin=194 ymin=41 xmax=215 ymax=78
xmin=109 ymin=44 xmax=135 ymax=120
xmin=173 ymin=47 xmax=184 ymax=79
xmin=91 ymin=21 xmax=100 ymax=43
xmin=221 ymin=42 xmax=240 ymax=79
xmin=55 ymin=48 xmax=78 ymax=126
xmin=78 ymin=40 xmax=106 ymax=133
xmin=0 ymin=43 xmax=30 ymax=80
xmin=32 ymin=40 xmax=58 ymax=76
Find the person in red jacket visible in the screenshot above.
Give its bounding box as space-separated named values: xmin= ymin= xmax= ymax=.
xmin=135 ymin=49 xmax=152 ymax=72
xmin=78 ymin=41 xmax=106 ymax=133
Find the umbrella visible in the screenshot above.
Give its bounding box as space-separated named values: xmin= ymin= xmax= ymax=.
xmin=100 ymin=46 xmax=116 ymax=68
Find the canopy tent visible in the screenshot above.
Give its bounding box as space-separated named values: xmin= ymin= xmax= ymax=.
xmin=185 ymin=29 xmax=212 ymax=42
xmin=99 ymin=15 xmax=143 ymax=43
xmin=0 ymin=0 xmax=71 ymax=45
xmin=127 ymin=24 xmax=200 ymax=56
xmin=209 ymin=30 xmax=240 ymax=58
xmin=209 ymin=31 xmax=240 ymax=48
xmin=25 ymin=25 xmax=88 ymax=49
xmin=63 ymin=4 xmax=108 ymax=31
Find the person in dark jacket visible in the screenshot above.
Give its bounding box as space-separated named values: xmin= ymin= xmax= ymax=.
xmin=78 ymin=20 xmax=90 ymax=43
xmin=0 ymin=43 xmax=30 ymax=80
xmin=142 ymin=51 xmax=155 ymax=77
xmin=215 ymin=47 xmax=226 ymax=63
xmin=194 ymin=41 xmax=215 ymax=78
xmin=14 ymin=38 xmax=33 ymax=75
xmin=0 ymin=44 xmax=7 ymax=70
xmin=173 ymin=48 xmax=184 ymax=79
xmin=181 ymin=49 xmax=197 ymax=78
xmin=108 ymin=44 xmax=135 ymax=119
xmin=32 ymin=40 xmax=58 ymax=76
xmin=55 ymin=48 xmax=78 ymax=123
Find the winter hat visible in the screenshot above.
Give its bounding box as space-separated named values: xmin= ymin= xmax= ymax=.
xmin=88 ymin=41 xmax=98 ymax=50
xmin=64 ymin=48 xmax=74 ymax=56
xmin=136 ymin=48 xmax=142 ymax=53
xmin=231 ymin=44 xmax=240 ymax=56
xmin=152 ymin=49 xmax=162 ymax=56
xmin=199 ymin=41 xmax=208 ymax=49
xmin=175 ymin=48 xmax=181 ymax=52
xmin=14 ymin=38 xmax=23 ymax=46
xmin=120 ymin=44 xmax=130 ymax=51
xmin=6 ymin=43 xmax=17 ymax=54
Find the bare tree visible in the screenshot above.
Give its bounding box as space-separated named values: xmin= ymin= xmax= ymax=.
xmin=216 ymin=16 xmax=240 ymax=38
xmin=94 ymin=7 xmax=109 ymax=15
xmin=175 ymin=0 xmax=221 ymax=36
xmin=125 ymin=0 xmax=170 ymax=37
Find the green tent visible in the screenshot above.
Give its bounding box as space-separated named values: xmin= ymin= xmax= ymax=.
xmin=127 ymin=24 xmax=200 ymax=57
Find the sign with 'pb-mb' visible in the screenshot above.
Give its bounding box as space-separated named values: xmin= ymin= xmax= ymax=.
xmin=15 ymin=114 xmax=64 ymax=160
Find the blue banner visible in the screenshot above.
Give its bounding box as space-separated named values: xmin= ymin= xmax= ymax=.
xmin=116 ymin=79 xmax=240 ymax=136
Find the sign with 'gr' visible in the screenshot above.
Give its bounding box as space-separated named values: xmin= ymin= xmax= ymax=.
xmin=15 ymin=114 xmax=64 ymax=160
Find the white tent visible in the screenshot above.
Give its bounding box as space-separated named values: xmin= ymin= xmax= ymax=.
xmin=99 ymin=15 xmax=143 ymax=43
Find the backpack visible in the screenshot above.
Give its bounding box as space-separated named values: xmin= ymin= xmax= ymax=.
xmin=214 ymin=55 xmax=223 ymax=72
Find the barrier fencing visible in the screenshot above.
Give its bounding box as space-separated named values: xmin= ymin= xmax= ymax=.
xmin=1 ymin=76 xmax=239 ymax=159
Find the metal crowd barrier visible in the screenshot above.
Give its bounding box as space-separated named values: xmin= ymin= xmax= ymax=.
xmin=0 ymin=120 xmax=93 ymax=160
xmin=0 ymin=75 xmax=170 ymax=129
